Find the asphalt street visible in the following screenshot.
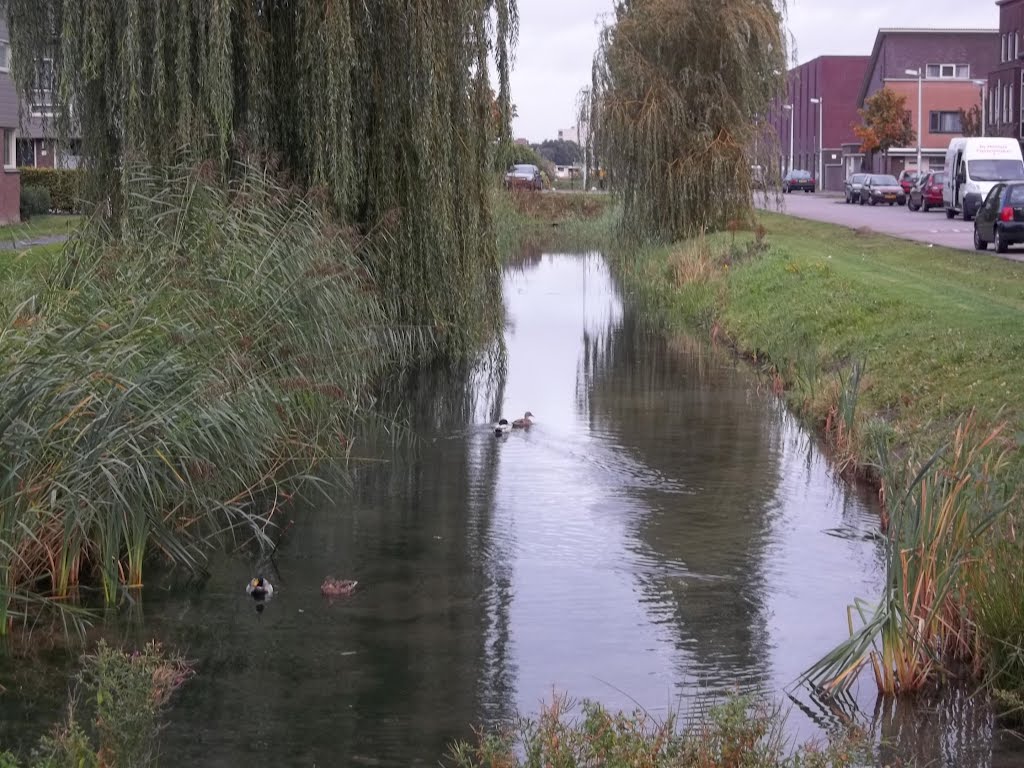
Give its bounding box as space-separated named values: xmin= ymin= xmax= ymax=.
xmin=759 ymin=191 xmax=1024 ymax=263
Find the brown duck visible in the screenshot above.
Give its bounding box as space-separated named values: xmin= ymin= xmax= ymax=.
xmin=321 ymin=578 xmax=358 ymax=597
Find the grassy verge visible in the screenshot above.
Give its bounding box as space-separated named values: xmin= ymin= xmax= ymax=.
xmin=609 ymin=211 xmax=1024 ymax=703
xmin=613 ymin=213 xmax=1024 ymax=482
xmin=494 ymin=188 xmax=615 ymax=256
xmin=0 ymin=215 xmax=82 ymax=243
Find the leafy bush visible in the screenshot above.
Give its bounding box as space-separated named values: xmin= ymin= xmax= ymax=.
xmin=19 ymin=185 xmax=51 ymax=219
xmin=18 ymin=168 xmax=81 ymax=213
xmin=5 ymin=640 xmax=191 ymax=768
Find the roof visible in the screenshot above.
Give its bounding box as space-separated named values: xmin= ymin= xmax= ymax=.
xmin=856 ymin=28 xmax=1000 ymax=106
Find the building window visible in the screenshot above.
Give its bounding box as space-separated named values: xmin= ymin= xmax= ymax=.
xmin=1003 ymin=34 xmax=1008 ymax=63
xmin=925 ymin=63 xmax=969 ymax=79
xmin=3 ymin=129 xmax=15 ymax=170
xmin=1016 ymin=32 xmax=1021 ymax=60
xmin=31 ymin=58 xmax=55 ymax=116
xmin=0 ymin=41 xmax=9 ymax=73
xmin=929 ymin=111 xmax=962 ymax=134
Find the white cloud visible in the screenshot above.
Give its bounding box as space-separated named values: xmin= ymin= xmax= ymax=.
xmin=510 ymin=0 xmax=1001 ymax=142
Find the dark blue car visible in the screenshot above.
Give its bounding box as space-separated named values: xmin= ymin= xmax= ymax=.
xmin=973 ymin=181 xmax=1024 ymax=253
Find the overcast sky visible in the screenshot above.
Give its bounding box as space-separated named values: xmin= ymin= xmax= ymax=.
xmin=510 ymin=0 xmax=999 ymax=141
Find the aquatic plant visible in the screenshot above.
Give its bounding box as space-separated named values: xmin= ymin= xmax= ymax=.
xmin=0 ymin=640 xmax=191 ymax=767
xmin=4 ymin=0 xmax=516 ymax=357
xmin=446 ymin=693 xmax=871 ymax=767
xmin=589 ymin=0 xmax=787 ymax=241
xmin=803 ymin=414 xmax=1014 ymax=696
xmin=0 ymin=161 xmax=426 ymax=628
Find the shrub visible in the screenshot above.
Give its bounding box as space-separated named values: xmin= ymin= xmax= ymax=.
xmin=19 ymin=185 xmax=51 ymax=219
xmin=19 ymin=168 xmax=81 ymax=213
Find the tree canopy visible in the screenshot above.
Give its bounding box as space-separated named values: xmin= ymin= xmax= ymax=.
xmin=853 ymin=88 xmax=915 ymax=158
xmin=590 ymin=0 xmax=786 ymax=241
xmin=3 ymin=0 xmax=518 ymax=355
xmin=532 ymin=139 xmax=582 ymax=166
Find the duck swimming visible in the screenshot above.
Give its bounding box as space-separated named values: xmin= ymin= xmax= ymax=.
xmin=246 ymin=576 xmax=274 ymax=601
xmin=494 ymin=418 xmax=511 ymax=436
xmin=321 ymin=578 xmax=358 ymax=597
xmin=511 ymin=411 xmax=534 ymax=429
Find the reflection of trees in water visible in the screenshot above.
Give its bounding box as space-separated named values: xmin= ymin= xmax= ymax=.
xmin=580 ymin=307 xmax=784 ymax=688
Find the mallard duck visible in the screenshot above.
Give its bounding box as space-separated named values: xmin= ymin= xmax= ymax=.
xmin=494 ymin=418 xmax=511 ymax=436
xmin=321 ymin=578 xmax=358 ymax=597
xmin=512 ymin=411 xmax=534 ymax=429
xmin=246 ymin=576 xmax=274 ymax=601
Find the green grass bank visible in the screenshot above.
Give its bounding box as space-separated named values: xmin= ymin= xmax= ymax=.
xmin=607 ymin=210 xmax=1024 ymax=703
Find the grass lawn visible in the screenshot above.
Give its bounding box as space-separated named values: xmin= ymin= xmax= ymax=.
xmin=0 ymin=214 xmax=82 ymax=243
xmin=612 ymin=210 xmax=1024 ymax=479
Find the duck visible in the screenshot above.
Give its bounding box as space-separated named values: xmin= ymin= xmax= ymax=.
xmin=321 ymin=578 xmax=358 ymax=597
xmin=246 ymin=576 xmax=274 ymax=601
xmin=511 ymin=411 xmax=534 ymax=429
xmin=494 ymin=418 xmax=511 ymax=436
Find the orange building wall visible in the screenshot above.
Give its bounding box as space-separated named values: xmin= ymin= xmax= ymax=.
xmin=886 ymin=80 xmax=983 ymax=150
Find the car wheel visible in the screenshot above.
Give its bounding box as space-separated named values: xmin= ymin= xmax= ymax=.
xmin=996 ymin=226 xmax=1009 ymax=253
xmin=974 ymin=225 xmax=988 ymax=250
xmin=945 ymin=207 xmax=955 ymax=219
xmin=963 ymin=207 xmax=972 ymax=222
xmin=844 ymin=192 xmax=850 ymax=204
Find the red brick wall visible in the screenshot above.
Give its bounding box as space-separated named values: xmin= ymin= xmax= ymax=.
xmin=0 ymin=169 xmax=21 ymax=224
xmin=33 ymin=139 xmax=56 ymax=168
xmin=886 ymin=80 xmax=983 ymax=149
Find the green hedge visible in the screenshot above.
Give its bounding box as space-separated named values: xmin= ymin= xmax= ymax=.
xmin=20 ymin=167 xmax=82 ymax=213
xmin=19 ymin=185 xmax=51 ymax=219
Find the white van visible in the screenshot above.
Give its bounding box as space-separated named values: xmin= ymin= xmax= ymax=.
xmin=943 ymin=137 xmax=1024 ymax=220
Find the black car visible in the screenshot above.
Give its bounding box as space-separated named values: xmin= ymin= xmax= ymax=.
xmin=782 ymin=169 xmax=815 ymax=193
xmin=973 ymin=181 xmax=1024 ymax=253
xmin=859 ymin=174 xmax=906 ymax=206
xmin=844 ymin=173 xmax=868 ymax=204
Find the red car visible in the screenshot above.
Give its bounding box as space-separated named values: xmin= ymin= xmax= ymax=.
xmin=897 ymin=169 xmax=922 ymax=194
xmin=907 ymin=171 xmax=945 ymax=212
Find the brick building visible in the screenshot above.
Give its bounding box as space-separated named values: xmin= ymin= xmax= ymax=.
xmin=769 ymin=56 xmax=870 ymax=192
xmin=987 ymin=0 xmax=1024 ymax=140
xmin=857 ymin=28 xmax=998 ymax=175
xmin=0 ymin=20 xmax=20 ymax=223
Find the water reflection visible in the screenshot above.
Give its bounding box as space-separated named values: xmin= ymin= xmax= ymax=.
xmin=2 ymin=251 xmax=1021 ymax=766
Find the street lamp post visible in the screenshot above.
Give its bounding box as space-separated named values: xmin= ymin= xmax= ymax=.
xmin=809 ymin=97 xmax=823 ymax=191
xmin=782 ymin=103 xmax=794 ymax=174
xmin=972 ymin=78 xmax=988 ymax=136
xmin=905 ymin=68 xmax=923 ymax=175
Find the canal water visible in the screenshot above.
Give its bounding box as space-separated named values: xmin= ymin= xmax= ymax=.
xmin=3 ymin=251 xmax=1022 ymax=766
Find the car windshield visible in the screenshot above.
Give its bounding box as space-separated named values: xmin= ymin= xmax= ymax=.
xmin=871 ymin=175 xmax=899 ymax=185
xmin=1008 ymin=185 xmax=1024 ymax=205
xmin=967 ymin=159 xmax=1024 ymax=181
xmin=789 ymin=170 xmax=810 ymax=179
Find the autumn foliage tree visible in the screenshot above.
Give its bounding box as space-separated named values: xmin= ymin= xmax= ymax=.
xmin=853 ymin=88 xmax=915 ymax=167
xmin=959 ymin=104 xmax=983 ymax=137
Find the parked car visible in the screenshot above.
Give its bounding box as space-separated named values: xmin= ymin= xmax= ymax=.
xmin=859 ymin=174 xmax=906 ymax=206
xmin=973 ymin=181 xmax=1024 ymax=253
xmin=907 ymin=171 xmax=945 ymax=212
xmin=782 ymin=169 xmax=815 ymax=193
xmin=844 ymin=173 xmax=868 ymax=204
xmin=504 ymin=164 xmax=543 ymax=191
xmin=897 ymin=169 xmax=922 ymax=194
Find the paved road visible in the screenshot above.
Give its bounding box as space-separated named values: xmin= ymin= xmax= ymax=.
xmin=0 ymin=234 xmax=69 ymax=251
xmin=759 ymin=192 xmax=1024 ymax=263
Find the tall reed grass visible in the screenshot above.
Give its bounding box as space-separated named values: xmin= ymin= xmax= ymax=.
xmin=0 ymin=162 xmax=427 ymax=631
xmin=802 ymin=414 xmax=1014 ymax=697
xmin=446 ymin=693 xmax=870 ymax=768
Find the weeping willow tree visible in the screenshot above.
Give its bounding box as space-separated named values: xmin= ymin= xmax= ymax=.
xmin=591 ymin=0 xmax=787 ymax=241
xmin=2 ymin=0 xmax=518 ymax=355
